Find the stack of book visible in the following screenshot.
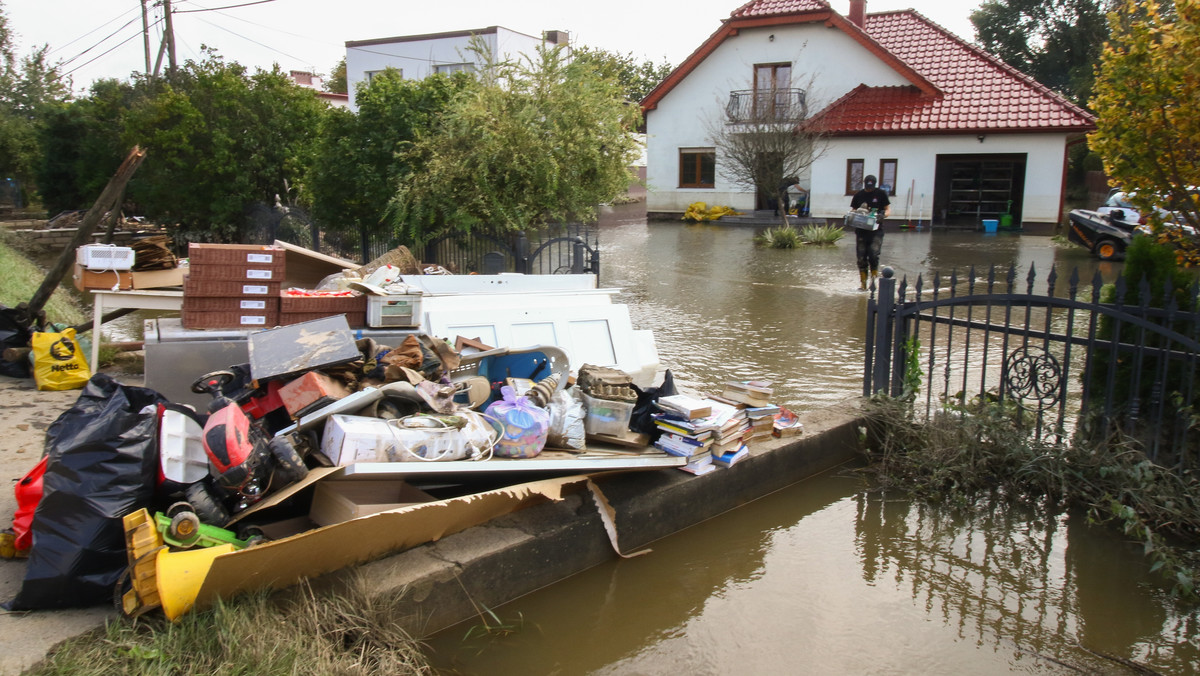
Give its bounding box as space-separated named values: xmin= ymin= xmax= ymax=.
xmin=719 ymin=379 xmax=774 ymax=408
xmin=708 ymin=401 xmax=750 ymax=458
xmin=653 ymin=398 xmax=718 ymax=474
xmin=745 ymin=404 xmax=779 ymax=440
xmin=712 ymin=444 xmax=749 ymax=468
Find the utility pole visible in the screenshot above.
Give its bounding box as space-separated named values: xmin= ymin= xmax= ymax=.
xmin=140 ymin=0 xmax=152 ymax=75
xmin=163 ymin=0 xmax=177 ymax=75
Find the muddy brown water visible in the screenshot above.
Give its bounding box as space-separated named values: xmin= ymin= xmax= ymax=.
xmin=423 ymin=205 xmax=1199 ymax=674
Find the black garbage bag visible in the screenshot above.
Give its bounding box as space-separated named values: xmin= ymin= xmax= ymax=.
xmin=629 ymin=369 xmax=678 ymax=438
xmin=4 ymin=373 xmax=168 ymax=610
xmin=0 ymin=305 xmax=32 ymax=378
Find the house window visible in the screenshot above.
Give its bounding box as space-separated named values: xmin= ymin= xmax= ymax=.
xmin=879 ymin=159 xmax=898 ymax=196
xmin=846 ymin=159 xmax=865 ymax=195
xmin=680 ymin=148 xmax=716 ymax=188
xmin=365 ymin=69 xmax=399 ymax=83
xmin=435 ymin=63 xmax=473 ymax=75
xmin=753 ymin=63 xmax=792 ymax=119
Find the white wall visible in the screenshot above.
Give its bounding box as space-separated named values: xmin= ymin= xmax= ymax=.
xmin=345 ymin=27 xmax=543 ymax=110
xmin=646 ymin=23 xmax=908 ymax=213
xmin=811 ymin=134 xmax=1068 ymax=224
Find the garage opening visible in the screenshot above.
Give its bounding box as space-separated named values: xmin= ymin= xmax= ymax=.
xmin=933 ymin=154 xmax=1026 ymax=228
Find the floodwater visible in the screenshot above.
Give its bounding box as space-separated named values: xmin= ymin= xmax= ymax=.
xmin=424 ymin=205 xmax=1200 ymax=674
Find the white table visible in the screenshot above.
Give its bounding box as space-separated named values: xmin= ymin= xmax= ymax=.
xmin=90 ymin=289 xmax=184 ymax=369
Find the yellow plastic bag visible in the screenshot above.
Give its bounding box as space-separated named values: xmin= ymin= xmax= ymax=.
xmin=33 ymin=328 xmax=91 ymax=391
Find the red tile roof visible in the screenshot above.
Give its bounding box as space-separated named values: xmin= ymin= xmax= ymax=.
xmin=642 ymin=2 xmax=1095 ymax=136
xmin=807 ymin=10 xmax=1094 ymax=135
xmin=730 ymin=0 xmax=831 ymax=17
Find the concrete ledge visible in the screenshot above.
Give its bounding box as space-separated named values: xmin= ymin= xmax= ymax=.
xmin=338 ymin=404 xmax=865 ymax=636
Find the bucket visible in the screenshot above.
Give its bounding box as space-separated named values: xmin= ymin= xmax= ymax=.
xmin=982 ymin=219 xmax=999 ymax=233
xmin=1000 ymin=213 xmax=1014 ymax=229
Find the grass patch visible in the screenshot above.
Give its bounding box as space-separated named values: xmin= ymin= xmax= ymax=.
xmin=755 ymin=226 xmax=801 ymax=249
xmin=0 ymin=232 xmax=86 ymax=327
xmin=27 ymin=578 xmax=432 ymax=676
xmin=798 ymin=223 xmax=845 ymax=245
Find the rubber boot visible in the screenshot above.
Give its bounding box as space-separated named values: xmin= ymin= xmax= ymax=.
xmin=859 ymin=270 xmax=868 ymax=291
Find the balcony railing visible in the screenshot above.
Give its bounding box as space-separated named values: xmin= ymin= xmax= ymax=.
xmin=725 ymin=89 xmax=807 ymax=124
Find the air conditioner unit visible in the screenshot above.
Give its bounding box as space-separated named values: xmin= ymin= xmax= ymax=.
xmin=77 ymin=244 xmax=136 ymax=271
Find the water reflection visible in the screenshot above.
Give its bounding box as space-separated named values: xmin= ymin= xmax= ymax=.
xmin=427 ymin=474 xmax=1200 ymax=674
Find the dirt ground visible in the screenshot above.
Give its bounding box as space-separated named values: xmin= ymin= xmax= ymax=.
xmin=0 ymin=365 xmax=145 ymax=675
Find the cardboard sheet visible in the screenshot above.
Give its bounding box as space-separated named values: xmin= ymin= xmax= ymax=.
xmin=195 ymin=475 xmax=589 ymax=607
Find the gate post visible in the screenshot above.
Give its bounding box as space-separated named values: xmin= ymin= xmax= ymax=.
xmin=571 ymin=239 xmax=585 ymax=274
xmin=870 ymin=268 xmax=897 ymax=395
xmin=515 ymin=231 xmax=530 ymax=274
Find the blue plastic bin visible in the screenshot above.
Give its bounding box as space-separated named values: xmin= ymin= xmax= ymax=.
xmin=982 ymin=219 xmax=999 ymax=233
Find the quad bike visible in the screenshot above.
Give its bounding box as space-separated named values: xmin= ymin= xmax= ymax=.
xmin=188 ymin=369 xmax=310 ymax=518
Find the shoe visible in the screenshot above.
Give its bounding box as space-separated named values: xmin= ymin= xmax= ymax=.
xmin=859 ymin=270 xmax=868 ymax=290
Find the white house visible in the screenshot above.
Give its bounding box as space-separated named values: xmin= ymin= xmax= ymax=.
xmin=640 ymin=0 xmax=1095 ymax=229
xmin=344 ymin=26 xmax=568 ymax=111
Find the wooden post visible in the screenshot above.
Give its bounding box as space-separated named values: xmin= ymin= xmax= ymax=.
xmin=25 ymin=146 xmax=147 ymax=318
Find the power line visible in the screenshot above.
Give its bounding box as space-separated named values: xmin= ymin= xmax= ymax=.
xmin=58 ymin=15 xmax=146 ymax=69
xmin=193 ymin=16 xmax=309 ymax=65
xmin=61 ymin=27 xmax=149 ymax=80
xmin=46 ymin=5 xmax=142 ymax=58
xmin=175 ymin=0 xmax=278 ymax=14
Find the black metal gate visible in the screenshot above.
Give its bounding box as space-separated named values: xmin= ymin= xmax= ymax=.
xmin=421 ymin=223 xmax=599 ymax=275
xmin=865 ymin=265 xmax=1200 ymax=467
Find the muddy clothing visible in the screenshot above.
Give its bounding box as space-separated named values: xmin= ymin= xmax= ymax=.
xmin=851 ymin=187 xmax=890 ymax=273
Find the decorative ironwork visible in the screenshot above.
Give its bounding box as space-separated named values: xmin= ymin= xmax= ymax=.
xmin=726 ymin=89 xmax=807 ymax=123
xmin=1002 ymin=345 xmax=1062 ymax=411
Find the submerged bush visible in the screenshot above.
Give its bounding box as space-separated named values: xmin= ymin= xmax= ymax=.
xmin=798 ymin=223 xmax=844 ymax=245
xmin=755 ymin=225 xmax=800 ymax=248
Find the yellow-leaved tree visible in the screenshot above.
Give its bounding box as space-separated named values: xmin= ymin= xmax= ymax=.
xmin=1089 ymin=0 xmax=1200 ymax=262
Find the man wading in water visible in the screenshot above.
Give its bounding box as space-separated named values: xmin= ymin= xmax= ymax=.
xmin=850 ymin=174 xmax=890 ymax=290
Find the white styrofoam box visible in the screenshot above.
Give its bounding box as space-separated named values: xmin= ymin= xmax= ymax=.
xmin=77 ymin=244 xmax=135 ymax=270
xmin=159 ymin=409 xmax=209 ymax=483
xmin=320 ymin=414 xmax=395 ymax=466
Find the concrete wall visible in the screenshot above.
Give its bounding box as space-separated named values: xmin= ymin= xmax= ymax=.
xmin=333 ymin=404 xmax=866 ymax=636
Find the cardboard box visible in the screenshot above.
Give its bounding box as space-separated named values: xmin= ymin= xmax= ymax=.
xmin=181 ymin=308 xmax=279 ymax=330
xmin=184 ymin=276 xmax=282 ymax=297
xmin=309 ymin=480 xmax=436 ymax=527
xmin=73 ymin=262 xmax=133 ymax=291
xmin=280 ymin=312 xmax=366 ymax=328
xmin=131 ymin=263 xmax=187 ymax=289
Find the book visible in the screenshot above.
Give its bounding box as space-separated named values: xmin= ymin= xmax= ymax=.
xmin=712 ymin=445 xmax=749 ymax=468
xmin=655 ymin=434 xmax=713 ymax=458
xmin=723 ymin=380 xmax=774 ymax=397
xmin=720 ymin=388 xmax=771 ymax=407
xmin=678 ymin=453 xmax=715 ymax=475
xmin=744 ymin=404 xmax=780 ymax=419
xmin=772 ymin=407 xmax=804 ymax=438
xmin=655 ymin=394 xmax=712 ymax=420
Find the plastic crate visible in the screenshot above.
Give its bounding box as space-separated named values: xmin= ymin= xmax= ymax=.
xmin=582 ymin=392 xmax=636 ymax=437
xmin=367 ymin=294 xmax=421 ymax=328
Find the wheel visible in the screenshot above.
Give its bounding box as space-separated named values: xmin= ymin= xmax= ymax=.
xmin=1093 ymin=238 xmax=1123 ymax=261
xmin=184 ymin=482 xmax=230 ymax=526
xmin=268 ymin=436 xmax=308 ymax=485
xmin=167 ymin=511 xmax=202 ymax=548
xmin=191 ymin=370 xmax=236 ymax=395
xmin=165 ymin=501 xmax=193 ymax=519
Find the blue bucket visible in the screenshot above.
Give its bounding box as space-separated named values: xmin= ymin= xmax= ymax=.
xmin=982 ymin=219 xmax=999 ymax=233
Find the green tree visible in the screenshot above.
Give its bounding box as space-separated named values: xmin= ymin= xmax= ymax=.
xmin=37 ymin=78 xmax=139 ymax=214
xmin=122 ymin=51 xmax=329 ymax=242
xmin=308 ymin=69 xmax=469 ymax=248
xmin=389 ymin=44 xmax=641 ymax=244
xmin=572 ymin=46 xmax=673 ymax=102
xmin=1089 ymin=0 xmax=1200 ymax=234
xmin=971 ymin=0 xmax=1112 ymax=105
xmin=326 ymin=58 xmax=347 ymax=94
xmin=0 ymin=1 xmax=71 ymax=195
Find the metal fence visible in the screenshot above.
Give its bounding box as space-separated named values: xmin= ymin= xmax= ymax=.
xmin=865 ymin=264 xmax=1200 ymax=468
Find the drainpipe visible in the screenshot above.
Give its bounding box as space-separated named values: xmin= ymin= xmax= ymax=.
xmin=848 ymin=0 xmax=867 ymax=28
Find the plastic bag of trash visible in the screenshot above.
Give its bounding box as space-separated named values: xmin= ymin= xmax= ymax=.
xmin=546 ymin=388 xmax=586 ymax=451
xmin=629 ymin=369 xmax=678 ymax=438
xmin=4 ymin=374 xmax=167 ymax=610
xmin=32 ymin=327 xmax=90 ymax=391
xmin=0 ymin=305 xmax=32 ymax=378
xmin=484 ymin=386 xmax=550 ymax=458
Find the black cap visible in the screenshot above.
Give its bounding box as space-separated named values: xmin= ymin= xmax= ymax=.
xmin=864 ymin=175 xmax=877 ymax=188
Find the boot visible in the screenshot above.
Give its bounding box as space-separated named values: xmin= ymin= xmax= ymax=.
xmin=859 ymin=270 xmax=868 ymax=290
xmin=871 ymin=269 xmax=879 ymax=281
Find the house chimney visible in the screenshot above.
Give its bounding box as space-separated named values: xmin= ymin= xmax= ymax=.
xmin=848 ymin=0 xmax=866 ymax=28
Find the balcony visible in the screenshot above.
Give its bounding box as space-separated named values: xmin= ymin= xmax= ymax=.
xmin=725 ymin=89 xmax=807 ymax=124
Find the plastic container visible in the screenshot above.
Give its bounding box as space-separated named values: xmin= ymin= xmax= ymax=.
xmin=582 ymin=392 xmax=636 ymax=437
xmin=367 ymin=294 xmax=422 ymax=327
xmin=983 ymin=219 xmax=999 ymax=233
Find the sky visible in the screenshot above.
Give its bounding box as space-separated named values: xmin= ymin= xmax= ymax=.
xmin=4 ymin=0 xmax=981 ymax=94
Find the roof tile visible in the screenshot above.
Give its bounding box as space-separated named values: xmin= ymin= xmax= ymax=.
xmin=730 ymin=0 xmax=830 ymax=17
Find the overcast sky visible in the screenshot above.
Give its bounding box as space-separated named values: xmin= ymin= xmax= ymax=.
xmin=5 ymin=0 xmax=981 ymax=93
